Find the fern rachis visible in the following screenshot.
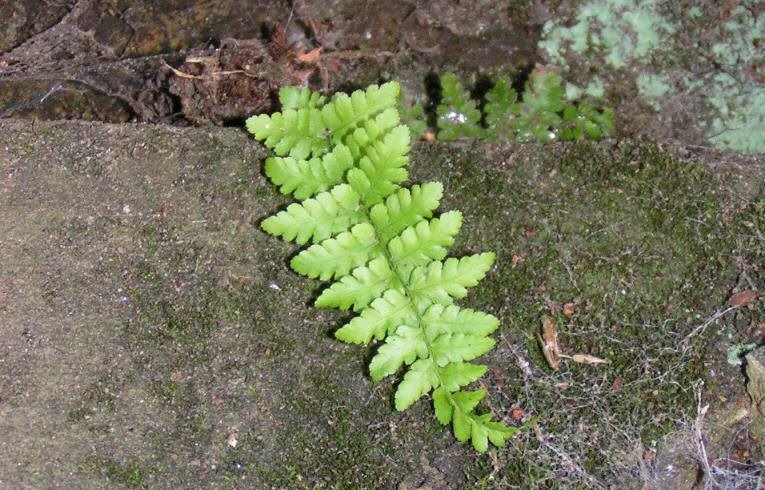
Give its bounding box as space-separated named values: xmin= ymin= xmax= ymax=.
xmin=248 ymin=83 xmax=517 ymax=452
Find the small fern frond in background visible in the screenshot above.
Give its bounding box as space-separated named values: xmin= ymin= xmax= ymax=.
xmin=436 ymin=73 xmax=485 ymax=141
xmin=432 ymin=68 xmax=614 ymax=143
xmin=484 ymin=74 xmax=519 ymax=139
xmin=561 ymin=101 xmax=615 ymax=141
xmin=510 ymin=68 xmax=566 ymax=143
xmin=248 ymin=82 xmax=517 ymax=452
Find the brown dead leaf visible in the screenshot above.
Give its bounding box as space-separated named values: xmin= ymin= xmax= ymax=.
xmin=563 ymin=302 xmax=575 ymax=317
xmin=611 ymin=376 xmax=623 ymax=392
xmin=568 ymin=354 xmax=610 ymax=365
xmin=729 ymin=290 xmax=758 ymax=306
xmin=537 ymin=315 xmax=561 ymax=371
xmin=297 ymin=47 xmax=322 ymax=63
xmin=227 ymin=432 xmax=239 ymax=448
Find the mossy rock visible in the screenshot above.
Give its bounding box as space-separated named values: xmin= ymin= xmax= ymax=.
xmin=0 ymin=120 xmax=762 ymax=487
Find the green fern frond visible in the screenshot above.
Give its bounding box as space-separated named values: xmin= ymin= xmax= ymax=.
xmin=369 ymin=325 xmax=428 ymax=381
xmin=408 ymin=253 xmax=495 ymax=304
xmin=335 ymin=289 xmax=414 ymax=344
xmin=395 ymin=358 xmax=488 ymax=411
xmin=430 ymin=68 xmax=614 ymax=144
xmin=342 ymin=107 xmax=401 ymax=160
xmin=398 ymin=93 xmax=428 ymax=139
xmin=387 ymin=211 xmax=463 ymax=271
xmin=561 ymin=102 xmax=615 ymax=141
xmin=434 ymin=388 xmax=518 ymax=451
xmin=484 ymin=74 xmax=519 ymax=139
xmin=511 ymin=69 xmax=567 ymax=143
xmin=422 ymin=303 xmax=500 ymax=338
xmin=347 ymin=124 xmax=411 ymax=206
xmin=431 ymin=333 xmax=495 ymax=367
xmin=436 ymin=73 xmax=484 ymax=141
xmin=250 ymin=82 xmax=519 ymax=453
xmin=523 ymin=69 xmax=566 ymax=114
xmin=439 ymin=361 xmax=487 ymax=391
xmin=315 ymin=257 xmax=397 ymax=311
xmin=395 ymin=358 xmax=439 ymax=411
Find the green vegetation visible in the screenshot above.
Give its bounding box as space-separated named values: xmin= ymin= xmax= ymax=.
xmin=247 ymin=82 xmax=517 ymax=451
xmin=80 ymin=457 xmax=149 ymax=489
xmin=398 ymin=90 xmax=428 ymax=139
xmin=434 ymin=69 xmax=613 ymax=143
xmin=430 ymin=141 xmax=761 ymax=485
xmin=436 ymin=73 xmax=484 ymax=140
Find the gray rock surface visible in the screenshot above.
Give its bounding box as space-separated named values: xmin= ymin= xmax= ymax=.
xmin=0 ymin=119 xmax=763 ymax=487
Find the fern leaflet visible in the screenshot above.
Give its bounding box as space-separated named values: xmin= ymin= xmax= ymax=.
xmin=264 ymin=144 xmax=354 ymax=200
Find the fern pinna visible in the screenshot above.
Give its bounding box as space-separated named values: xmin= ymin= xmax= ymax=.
xmin=247 ymin=82 xmax=517 ymax=452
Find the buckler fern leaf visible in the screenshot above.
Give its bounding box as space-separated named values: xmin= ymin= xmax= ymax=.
xmin=248 ymin=82 xmax=517 ymax=452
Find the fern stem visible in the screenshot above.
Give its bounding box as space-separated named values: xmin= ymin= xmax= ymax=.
xmin=359 ymin=204 xmax=467 ymax=421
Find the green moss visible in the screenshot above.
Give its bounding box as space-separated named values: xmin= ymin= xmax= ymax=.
xmin=81 ymin=457 xmax=150 ymax=489
xmin=104 ymin=460 xmax=149 ymax=489
xmin=67 ymin=372 xmax=124 ymax=424
xmin=108 ymin=131 xmax=758 ymax=484
xmin=250 ymin=356 xmax=438 ymax=487
xmin=15 ymin=120 xmax=760 ymax=486
xmin=413 ymin=140 xmax=747 ymax=482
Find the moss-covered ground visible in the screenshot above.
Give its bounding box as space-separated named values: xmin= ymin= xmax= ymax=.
xmin=421 ymin=142 xmax=764 ymax=486
xmin=0 ymin=120 xmax=762 ymax=488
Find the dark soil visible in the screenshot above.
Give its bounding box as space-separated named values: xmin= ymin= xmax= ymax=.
xmin=0 ymin=1 xmax=539 ymax=126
